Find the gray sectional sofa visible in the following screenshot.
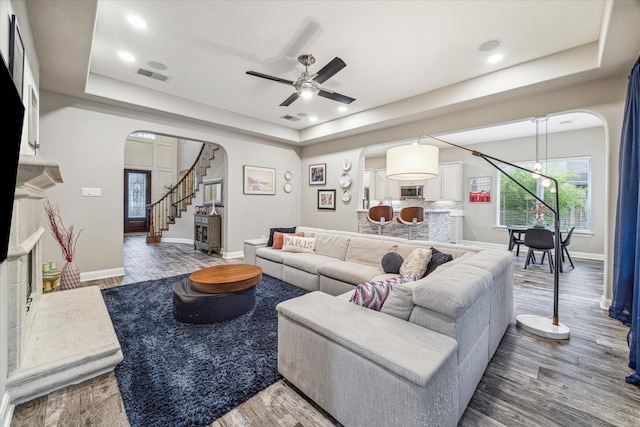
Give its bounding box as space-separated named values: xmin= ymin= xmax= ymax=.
xmin=243 ymin=226 xmax=514 ymax=426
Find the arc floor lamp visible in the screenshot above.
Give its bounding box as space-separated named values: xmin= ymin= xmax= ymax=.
xmin=386 ymin=134 xmax=570 ymax=340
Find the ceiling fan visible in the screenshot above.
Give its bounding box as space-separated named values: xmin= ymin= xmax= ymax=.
xmin=246 ymin=54 xmax=356 ymax=107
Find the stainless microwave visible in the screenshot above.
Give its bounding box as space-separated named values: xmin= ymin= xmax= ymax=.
xmin=400 ymin=186 xmax=424 ymax=199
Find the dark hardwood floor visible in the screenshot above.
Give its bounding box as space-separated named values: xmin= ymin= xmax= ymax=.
xmin=11 ymin=235 xmax=640 ymax=426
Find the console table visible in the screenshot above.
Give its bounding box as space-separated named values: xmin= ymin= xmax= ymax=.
xmin=193 ymin=213 xmax=221 ymax=254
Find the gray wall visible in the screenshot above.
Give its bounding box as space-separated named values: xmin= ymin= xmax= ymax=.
xmin=39 ymin=92 xmax=303 ymax=277
xmin=359 ymin=125 xmax=606 ymax=257
xmin=443 ymin=126 xmax=606 ymax=255
xmin=298 ymin=78 xmax=627 ymax=305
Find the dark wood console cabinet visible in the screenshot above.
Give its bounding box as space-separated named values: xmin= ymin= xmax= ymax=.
xmin=194 ymin=214 xmax=221 ymax=254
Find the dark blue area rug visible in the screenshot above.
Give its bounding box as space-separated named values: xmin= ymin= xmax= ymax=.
xmin=102 ymin=273 xmax=308 ymax=427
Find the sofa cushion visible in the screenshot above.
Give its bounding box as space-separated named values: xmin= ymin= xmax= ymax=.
xmin=425 ymin=247 xmax=453 ymax=276
xmin=318 ymin=260 xmax=384 ymax=285
xmin=283 ymin=252 xmax=341 ymax=275
xmin=346 ymin=237 xmax=400 ymax=267
xmin=282 ymin=235 xmax=316 ymax=253
xmin=272 ymin=231 xmax=304 ymax=249
xmin=381 ymin=251 xmax=403 ymax=274
xmin=349 ymin=274 xmax=419 ymax=311
xmin=429 ymin=252 xmax=474 ymax=274
xmin=256 ymin=246 xmax=288 ymax=263
xmin=349 ymin=280 xmax=394 ymax=311
xmin=381 ymin=281 xmax=418 ymax=320
xmin=413 ymin=265 xmax=490 ymax=319
xmin=267 ymin=226 xmax=296 ymax=246
xmin=400 ymin=248 xmax=432 ymax=277
xmin=314 ymin=233 xmax=351 ymax=260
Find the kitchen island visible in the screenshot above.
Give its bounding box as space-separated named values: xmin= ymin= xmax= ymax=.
xmin=357 ymin=208 xmax=451 ymax=242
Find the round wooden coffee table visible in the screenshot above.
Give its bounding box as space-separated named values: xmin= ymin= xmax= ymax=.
xmin=189 ymin=264 xmax=262 ymax=293
xmin=172 ymin=264 xmax=262 ymax=324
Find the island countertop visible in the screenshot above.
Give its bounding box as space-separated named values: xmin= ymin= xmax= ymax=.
xmin=356 ymin=208 xmax=464 ymax=216
xmin=357 ymin=209 xmax=454 ymax=242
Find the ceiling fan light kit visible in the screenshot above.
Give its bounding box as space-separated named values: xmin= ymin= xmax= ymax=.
xmin=246 ymin=54 xmax=355 ymax=106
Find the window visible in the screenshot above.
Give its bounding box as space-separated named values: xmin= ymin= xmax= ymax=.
xmin=129 ymin=131 xmax=156 ymax=140
xmin=497 ymin=156 xmax=591 ymax=231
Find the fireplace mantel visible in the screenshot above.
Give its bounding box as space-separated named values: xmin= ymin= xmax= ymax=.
xmin=5 ymin=154 xmax=123 ymax=409
xmin=15 ymin=155 xmax=63 ymax=197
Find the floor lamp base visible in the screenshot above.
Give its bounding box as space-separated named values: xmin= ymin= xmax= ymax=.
xmin=515 ymin=314 xmax=570 ymax=340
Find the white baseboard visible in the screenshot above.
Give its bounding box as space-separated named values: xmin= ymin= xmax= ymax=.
xmin=224 ymin=251 xmax=244 ymax=259
xmin=600 ymin=295 xmax=612 ymax=310
xmin=0 ymin=392 xmax=13 ymax=427
xmin=161 ymin=237 xmax=193 ymax=245
xmin=80 ymin=267 xmax=126 ymax=282
xmin=461 ymin=240 xmax=604 ymax=261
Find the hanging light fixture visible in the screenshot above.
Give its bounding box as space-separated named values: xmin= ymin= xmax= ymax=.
xmin=541 ymin=118 xmax=551 ymax=188
xmin=386 ymin=137 xmax=439 ymax=180
xmin=532 ymin=116 xmax=545 ymax=178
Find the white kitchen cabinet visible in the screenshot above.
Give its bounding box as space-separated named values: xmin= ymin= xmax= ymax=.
xmin=373 ymin=169 xmax=388 ymax=200
xmin=425 ymin=162 xmax=463 ymax=201
xmin=388 ymin=178 xmax=401 ymax=200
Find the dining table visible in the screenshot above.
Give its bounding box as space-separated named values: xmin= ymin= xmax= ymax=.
xmin=506 ymin=224 xmax=568 ymax=250
xmin=506 ymin=224 xmax=570 ymax=272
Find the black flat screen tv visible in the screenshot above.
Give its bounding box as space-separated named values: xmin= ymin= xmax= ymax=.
xmin=1 ymin=52 xmax=25 ymax=263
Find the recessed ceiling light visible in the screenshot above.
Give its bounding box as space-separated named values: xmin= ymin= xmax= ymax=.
xmin=338 ymin=106 xmax=348 ymax=113
xmin=148 ymin=61 xmax=168 ymax=71
xmin=127 ymin=15 xmax=147 ymax=29
xmin=487 ymin=53 xmax=504 ymax=64
xmin=309 ymin=116 xmax=318 ymax=122
xmin=479 ymin=39 xmax=501 ymax=52
xmin=118 ymin=51 xmax=135 ymax=62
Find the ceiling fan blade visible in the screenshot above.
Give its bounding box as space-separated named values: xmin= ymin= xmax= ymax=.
xmin=246 ymin=71 xmax=294 ymax=86
xmin=280 ymin=93 xmax=299 ymax=106
xmin=318 ymin=89 xmax=355 ymax=104
xmin=313 ymin=57 xmax=347 ymax=84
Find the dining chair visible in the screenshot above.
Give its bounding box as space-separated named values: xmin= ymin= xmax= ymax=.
xmin=524 ymin=228 xmax=555 ymax=273
xmin=507 ymin=224 xmax=525 ymax=256
xmin=397 ymin=206 xmax=424 ymax=240
xmin=367 ymin=205 xmax=394 ymax=235
xmin=560 ymin=226 xmax=576 ymax=272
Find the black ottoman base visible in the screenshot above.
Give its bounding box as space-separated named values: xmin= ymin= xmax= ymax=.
xmin=172 ymin=278 xmax=256 ymax=324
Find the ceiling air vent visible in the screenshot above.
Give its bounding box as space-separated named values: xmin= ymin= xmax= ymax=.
xmin=281 ymin=115 xmax=300 ymax=122
xmin=137 ymin=68 xmax=169 ymax=82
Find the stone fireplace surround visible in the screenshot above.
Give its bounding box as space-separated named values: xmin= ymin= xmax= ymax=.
xmin=5 ymin=156 xmax=122 ymax=412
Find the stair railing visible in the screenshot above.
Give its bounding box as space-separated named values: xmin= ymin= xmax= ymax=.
xmin=146 ymin=143 xmax=218 ymax=242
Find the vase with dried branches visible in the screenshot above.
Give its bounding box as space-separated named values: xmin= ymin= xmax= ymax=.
xmin=44 ymin=200 xmax=82 ymax=290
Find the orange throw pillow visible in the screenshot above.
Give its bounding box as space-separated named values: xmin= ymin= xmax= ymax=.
xmin=272 ymin=231 xmax=304 ymax=249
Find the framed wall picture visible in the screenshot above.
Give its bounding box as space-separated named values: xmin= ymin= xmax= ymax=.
xmin=309 ymin=163 xmax=326 ymax=185
xmin=203 ymin=177 xmax=223 ymax=206
xmin=469 ymin=176 xmax=491 ymax=203
xmin=243 ymin=165 xmax=275 ymax=195
xmin=317 ymin=189 xmax=336 ymax=210
xmin=9 ymin=14 xmax=24 ymax=100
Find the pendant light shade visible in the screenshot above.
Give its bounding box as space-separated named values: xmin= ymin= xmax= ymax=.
xmin=386 ymin=143 xmax=439 ymax=180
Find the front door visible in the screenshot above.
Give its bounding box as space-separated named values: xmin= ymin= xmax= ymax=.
xmin=124 ymin=169 xmax=151 ymax=233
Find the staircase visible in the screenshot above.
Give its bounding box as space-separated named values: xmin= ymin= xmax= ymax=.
xmin=146 ymin=143 xmax=218 ymax=243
